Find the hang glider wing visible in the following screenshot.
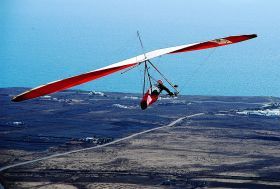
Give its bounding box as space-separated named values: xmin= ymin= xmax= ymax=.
xmin=12 ymin=34 xmax=257 ymax=102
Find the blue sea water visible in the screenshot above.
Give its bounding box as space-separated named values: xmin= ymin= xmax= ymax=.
xmin=1 ymin=0 xmax=280 ymax=97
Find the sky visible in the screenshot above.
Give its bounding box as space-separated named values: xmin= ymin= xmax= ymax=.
xmin=1 ymin=0 xmax=280 ymax=96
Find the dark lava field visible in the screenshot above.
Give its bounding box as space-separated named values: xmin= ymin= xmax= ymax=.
xmin=0 ymin=88 xmax=279 ymax=188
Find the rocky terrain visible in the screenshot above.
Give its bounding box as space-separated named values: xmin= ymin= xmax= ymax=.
xmin=0 ymin=88 xmax=279 ymax=188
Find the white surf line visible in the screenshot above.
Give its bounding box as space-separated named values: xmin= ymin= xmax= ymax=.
xmin=0 ymin=113 xmax=204 ymax=172
xmin=191 ymin=100 xmax=265 ymax=105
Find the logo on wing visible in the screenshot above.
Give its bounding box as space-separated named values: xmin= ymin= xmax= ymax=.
xmin=211 ymin=38 xmax=232 ymax=45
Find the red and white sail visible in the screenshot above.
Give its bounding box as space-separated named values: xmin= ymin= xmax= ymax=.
xmin=12 ymin=34 xmax=257 ymax=102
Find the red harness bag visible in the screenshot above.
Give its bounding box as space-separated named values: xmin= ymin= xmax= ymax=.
xmin=140 ymin=86 xmax=160 ymax=110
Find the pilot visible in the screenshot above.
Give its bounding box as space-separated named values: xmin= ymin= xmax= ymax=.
xmin=140 ymin=80 xmax=176 ymax=110
xmin=152 ymin=80 xmax=174 ymax=96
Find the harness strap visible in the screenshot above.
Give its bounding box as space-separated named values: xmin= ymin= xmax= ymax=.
xmin=145 ymin=63 xmax=153 ymax=89
xmin=142 ymin=62 xmax=147 ymax=96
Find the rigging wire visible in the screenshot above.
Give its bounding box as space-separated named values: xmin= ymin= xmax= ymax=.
xmin=126 ymin=31 xmax=180 ymax=96
xmin=137 ymin=30 xmax=147 ymax=60
xmin=182 ymin=48 xmax=217 ymax=114
xmin=118 ymin=31 xmax=146 ymax=95
xmin=142 ymin=62 xmax=153 ymax=95
xmin=142 ymin=62 xmax=147 ymax=96
xmin=179 ymin=48 xmax=217 ymax=92
xmin=121 ymin=63 xmax=141 ymax=74
xmin=147 ymin=60 xmax=179 ymax=94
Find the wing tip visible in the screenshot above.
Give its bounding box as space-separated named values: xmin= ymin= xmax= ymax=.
xmin=11 ymin=95 xmax=24 ymax=102
xmin=249 ymin=34 xmax=257 ymax=38
xmin=247 ymin=33 xmax=258 ymax=39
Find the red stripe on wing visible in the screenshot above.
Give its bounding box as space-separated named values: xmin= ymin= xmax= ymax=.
xmin=170 ymin=34 xmax=257 ymax=54
xmin=12 ymin=63 xmax=136 ymax=102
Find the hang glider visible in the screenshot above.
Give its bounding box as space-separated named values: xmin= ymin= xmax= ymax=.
xmin=12 ymin=34 xmax=257 ymax=102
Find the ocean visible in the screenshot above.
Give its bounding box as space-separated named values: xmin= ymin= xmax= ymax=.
xmin=1 ymin=0 xmax=280 ymax=97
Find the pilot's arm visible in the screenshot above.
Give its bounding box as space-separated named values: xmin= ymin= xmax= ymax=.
xmin=159 ymin=84 xmax=174 ymax=96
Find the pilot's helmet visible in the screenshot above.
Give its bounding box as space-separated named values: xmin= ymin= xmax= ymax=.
xmin=157 ymin=80 xmax=163 ymax=84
